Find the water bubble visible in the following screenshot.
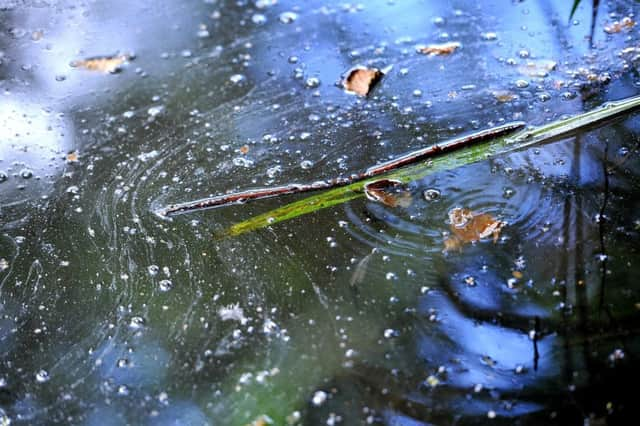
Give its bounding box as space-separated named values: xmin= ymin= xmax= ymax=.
xmin=117 ymin=385 xmax=130 ymax=396
xmin=197 ymin=24 xmax=209 ymax=38
xmin=279 ymin=11 xmax=298 ymax=24
xmin=229 ymin=74 xmax=246 ymax=84
xmin=300 ymin=160 xmax=314 ymax=169
xmin=481 ymin=32 xmax=498 ymax=41
xmin=129 ymin=316 xmax=146 ymax=329
xmin=148 ymin=105 xmax=164 ymax=117
xmin=305 ymin=77 xmax=320 ymax=88
xmin=383 ymin=329 xmax=397 ymax=338
xmin=148 ymin=265 xmax=159 ymax=276
xmin=35 ymin=369 xmax=50 ymax=383
xmin=20 ymin=169 xmax=33 ymax=179
xmin=55 ymin=75 xmax=66 ymax=82
xmin=158 ymin=279 xmax=173 ymax=292
xmin=423 ymin=189 xmax=440 ymax=201
xmin=288 ymin=55 xmax=299 ymax=64
xmin=503 ymin=187 xmax=515 ymax=198
xmin=117 ymin=358 xmax=129 ymax=368
xmin=252 ymin=14 xmax=267 ymax=25
xmin=0 ymin=171 xmax=8 ymax=183
xmin=311 ymin=390 xmax=327 ymax=406
xmin=515 ymin=79 xmax=529 ymax=88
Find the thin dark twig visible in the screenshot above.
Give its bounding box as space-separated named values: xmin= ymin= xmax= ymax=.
xmin=156 ymin=122 xmax=526 ymax=217
xmin=589 ymin=0 xmax=600 ymax=49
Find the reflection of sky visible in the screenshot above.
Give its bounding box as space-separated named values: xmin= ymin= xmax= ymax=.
xmin=0 ymin=100 xmax=72 ymax=206
xmin=418 ymin=291 xmax=556 ymax=389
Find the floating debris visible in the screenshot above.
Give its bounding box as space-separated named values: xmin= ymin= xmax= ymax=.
xmin=492 ymin=90 xmax=518 ymax=103
xmin=517 ymin=59 xmax=557 ymax=78
xmin=364 ymin=179 xmax=412 ymax=207
xmin=604 ymin=17 xmax=635 ymax=34
xmin=444 ymin=207 xmax=506 ymax=252
xmin=341 ymin=66 xmax=387 ymax=96
xmin=417 ymin=41 xmax=461 ymax=56
xmin=66 ymin=151 xmax=79 ymax=163
xmin=70 ymin=53 xmax=133 ymax=73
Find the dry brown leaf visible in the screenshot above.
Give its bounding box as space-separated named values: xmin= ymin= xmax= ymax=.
xmin=604 ymin=16 xmax=635 ymax=34
xmin=71 ymin=53 xmax=132 ymax=73
xmin=512 ymin=270 xmax=523 ymax=279
xmin=239 ymin=145 xmax=250 ymax=155
xmin=66 ymin=151 xmax=78 ymax=163
xmin=417 ymin=41 xmax=461 ymax=56
xmin=342 ymin=66 xmax=384 ymax=96
xmin=364 ymin=179 xmax=412 ymax=208
xmin=518 ymin=59 xmax=557 ymax=78
xmin=444 ymin=207 xmax=506 ymax=251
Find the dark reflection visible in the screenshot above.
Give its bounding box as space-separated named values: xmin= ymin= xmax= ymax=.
xmin=1 ymin=0 xmax=640 ymax=425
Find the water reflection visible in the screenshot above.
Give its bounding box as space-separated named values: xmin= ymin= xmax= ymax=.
xmin=1 ymin=0 xmax=639 ymax=424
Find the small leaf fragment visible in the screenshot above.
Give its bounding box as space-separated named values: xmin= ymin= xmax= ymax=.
xmin=444 ymin=207 xmax=506 ymax=251
xmin=66 ymin=151 xmax=78 ymax=163
xmin=604 ymin=16 xmax=635 ymax=34
xmin=492 ymin=90 xmax=518 ymax=103
xmin=417 ymin=41 xmax=461 ymax=56
xmin=364 ymin=179 xmax=412 ymax=208
xmin=70 ymin=53 xmax=132 ymax=73
xmin=342 ymin=66 xmax=385 ymax=96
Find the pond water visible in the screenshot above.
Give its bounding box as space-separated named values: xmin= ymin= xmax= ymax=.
xmin=1 ymin=0 xmax=640 ymax=424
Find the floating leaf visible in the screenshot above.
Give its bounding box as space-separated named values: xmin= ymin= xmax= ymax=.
xmin=239 ymin=145 xmax=250 ymax=155
xmin=364 ymin=179 xmax=412 ymax=207
xmin=444 ymin=207 xmax=506 ymax=251
xmin=417 ymin=41 xmax=461 ymax=56
xmin=517 ymin=59 xmax=557 ymax=78
xmin=70 ymin=53 xmax=132 ymax=73
xmin=342 ymin=66 xmax=385 ymax=96
xmin=604 ymin=17 xmax=635 ymax=34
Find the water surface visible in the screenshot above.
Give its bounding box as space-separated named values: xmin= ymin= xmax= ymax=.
xmin=1 ymin=0 xmax=640 ymax=424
